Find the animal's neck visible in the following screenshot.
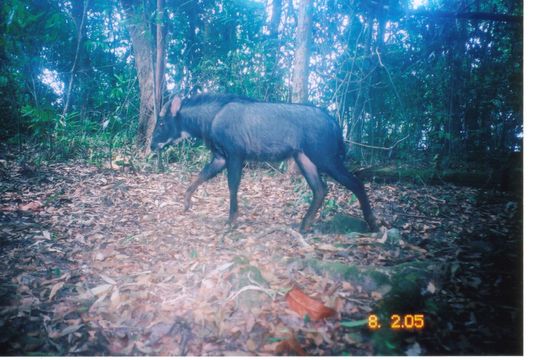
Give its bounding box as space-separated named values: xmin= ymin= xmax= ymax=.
xmin=178 ymin=102 xmax=224 ymax=140
xmin=177 ymin=94 xmax=252 ymax=140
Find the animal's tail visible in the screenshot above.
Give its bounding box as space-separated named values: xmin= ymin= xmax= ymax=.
xmin=322 ymin=109 xmax=347 ymax=161
xmin=334 ymin=122 xmax=347 ymax=161
xmin=338 ymin=135 xmax=347 ymax=161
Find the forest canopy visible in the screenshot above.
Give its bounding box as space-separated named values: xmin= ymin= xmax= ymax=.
xmin=0 ymin=0 xmax=525 ymax=355
xmin=0 ymin=0 xmax=522 ymax=175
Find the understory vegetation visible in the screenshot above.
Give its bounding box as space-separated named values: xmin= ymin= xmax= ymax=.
xmin=1 ymin=0 xmax=522 ymax=184
xmin=0 ymin=0 xmax=522 ymax=356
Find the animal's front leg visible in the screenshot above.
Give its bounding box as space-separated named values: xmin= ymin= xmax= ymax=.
xmin=226 ymin=157 xmax=244 ymax=225
xmin=183 ymin=155 xmax=226 ymax=211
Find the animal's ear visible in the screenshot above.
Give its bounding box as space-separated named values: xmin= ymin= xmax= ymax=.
xmin=170 ymin=96 xmax=182 ymax=117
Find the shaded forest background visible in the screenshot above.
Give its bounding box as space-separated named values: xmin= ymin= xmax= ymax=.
xmin=0 ymin=0 xmax=526 ymax=356
xmin=0 ymin=0 xmax=522 ymax=185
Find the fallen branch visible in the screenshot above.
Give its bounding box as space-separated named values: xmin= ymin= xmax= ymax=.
xmin=345 ymin=134 xmax=409 ymax=151
xmin=393 ymin=211 xmax=444 ymax=222
xmin=226 ymin=285 xmax=276 ymax=302
xmin=409 ymin=10 xmax=522 ymax=24
xmin=254 ymin=225 xmax=310 ymax=248
xmin=264 ymin=161 xmax=284 ymax=174
xmin=403 ymin=242 xmax=428 ymax=254
xmin=376 ymin=47 xmax=406 ymax=120
xmin=61 ymin=0 xmax=89 ymax=123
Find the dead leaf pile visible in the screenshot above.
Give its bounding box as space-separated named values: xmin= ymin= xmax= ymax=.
xmin=0 ymin=159 xmax=521 ymax=355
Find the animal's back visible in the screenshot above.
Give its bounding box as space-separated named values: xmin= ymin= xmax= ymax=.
xmin=210 ymin=101 xmax=343 ymax=164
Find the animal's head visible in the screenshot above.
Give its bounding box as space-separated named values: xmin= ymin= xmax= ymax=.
xmin=150 ymin=96 xmax=190 ymax=151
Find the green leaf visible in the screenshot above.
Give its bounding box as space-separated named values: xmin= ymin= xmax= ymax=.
xmin=340 ymin=319 xmax=367 ymax=328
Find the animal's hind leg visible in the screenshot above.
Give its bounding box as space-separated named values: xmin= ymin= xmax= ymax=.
xmin=294 ymin=152 xmax=327 ymax=233
xmin=324 ymin=160 xmax=379 ymax=232
xmin=226 ymin=156 xmax=244 ymax=225
xmin=184 ymin=155 xmax=226 ymax=211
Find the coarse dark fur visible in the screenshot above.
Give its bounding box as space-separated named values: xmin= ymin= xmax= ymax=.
xmin=151 ymin=93 xmax=378 ymax=233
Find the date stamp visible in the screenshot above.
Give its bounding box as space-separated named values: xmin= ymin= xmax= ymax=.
xmin=367 ymin=314 xmax=425 ymax=330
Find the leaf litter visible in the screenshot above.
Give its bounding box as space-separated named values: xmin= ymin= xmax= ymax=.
xmin=0 ymin=159 xmax=521 ymax=355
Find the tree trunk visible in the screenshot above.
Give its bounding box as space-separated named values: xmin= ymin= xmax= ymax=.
xmin=155 ymin=0 xmax=165 ymax=110
xmin=291 ymin=0 xmax=312 ymax=104
xmin=263 ymin=0 xmax=282 ymax=100
xmin=348 ymin=17 xmax=373 ymax=160
xmin=410 ymin=10 xmax=522 ymax=24
xmin=61 ymin=0 xmax=89 ymax=122
xmin=270 ymin=0 xmax=282 ymax=38
xmin=120 ymin=0 xmax=155 ymax=151
xmin=288 ymin=0 xmax=312 ymax=175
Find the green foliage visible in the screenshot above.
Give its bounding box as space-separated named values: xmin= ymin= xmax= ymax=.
xmin=20 ymin=104 xmax=57 ymax=139
xmin=0 ymin=0 xmax=141 ymax=165
xmin=158 ymin=142 xmax=211 ymax=173
xmin=339 ymin=319 xmax=368 ymax=328
xmin=0 ymin=0 xmax=522 ymax=175
xmin=320 ymin=197 xmax=339 ymax=217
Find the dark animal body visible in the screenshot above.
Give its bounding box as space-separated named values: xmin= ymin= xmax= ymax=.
xmin=151 ymin=94 xmax=378 ymax=233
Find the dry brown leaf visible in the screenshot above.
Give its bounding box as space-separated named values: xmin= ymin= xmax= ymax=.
xmin=245 ymin=314 xmax=256 ymax=332
xmin=342 ymin=281 xmax=354 ymax=291
xmin=90 ymin=284 xmax=113 ymax=297
xmin=377 ymin=227 xmax=388 ymax=244
xmin=145 ymin=322 xmax=173 ymax=346
xmin=134 ymin=341 xmax=153 ymax=354
xmin=49 ymin=281 xmax=65 ymax=301
xmin=99 ymin=273 xmax=117 ymax=285
xmin=19 ymin=200 xmax=42 ymax=211
xmin=110 ymin=286 xmax=121 ymax=307
xmin=285 ymin=287 xmax=336 ymax=321
xmin=41 ymin=272 xmax=69 ymax=286
xmin=371 ymin=291 xmax=383 ymax=301
xmin=274 ymin=336 xmax=307 ymax=356
xmin=404 ymin=242 xmax=428 ymax=254
xmin=246 ymin=338 xmax=258 ymax=352
xmin=427 ymin=281 xmax=437 ymax=294
xmin=316 ymin=243 xmax=339 ymax=252
xmin=90 ymin=293 xmax=108 ymax=312
xmin=50 ymin=324 xmax=84 ymax=339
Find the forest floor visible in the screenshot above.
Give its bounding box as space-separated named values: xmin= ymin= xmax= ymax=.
xmin=0 ymin=159 xmax=522 ymax=355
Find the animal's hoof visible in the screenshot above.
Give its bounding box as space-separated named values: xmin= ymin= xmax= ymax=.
xmin=228 ymin=211 xmax=238 ymax=223
xmin=225 ymin=220 xmax=238 ymax=231
xmin=367 ymin=215 xmax=380 ymax=233
xmin=369 ymin=224 xmax=380 ymax=233
xmin=183 ymin=201 xmax=191 ymax=211
xmin=227 ymin=212 xmax=239 ymax=227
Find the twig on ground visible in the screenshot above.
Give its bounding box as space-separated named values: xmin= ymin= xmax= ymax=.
xmin=345 ymin=134 xmax=409 ymax=150
xmin=264 ymin=162 xmax=284 ymax=174
xmin=225 ymin=285 xmax=276 ymax=302
xmin=393 ymin=211 xmax=443 ymax=222
xmin=254 ymin=225 xmax=310 ymax=248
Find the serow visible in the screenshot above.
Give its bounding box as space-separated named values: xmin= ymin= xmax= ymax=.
xmin=151 ymin=94 xmax=379 ymax=233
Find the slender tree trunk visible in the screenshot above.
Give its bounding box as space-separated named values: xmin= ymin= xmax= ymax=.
xmin=410 ymin=10 xmax=522 ymax=24
xmin=349 ymin=18 xmax=373 ymax=160
xmin=121 ymin=0 xmax=155 ymax=151
xmin=288 ymin=0 xmax=312 ymax=175
xmin=270 ymin=0 xmax=282 ymax=38
xmin=155 ymin=0 xmax=165 ymax=110
xmin=61 ymin=0 xmax=89 ymax=122
xmin=291 ymin=0 xmax=312 ymax=104
xmin=263 ymin=0 xmax=282 ymax=100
